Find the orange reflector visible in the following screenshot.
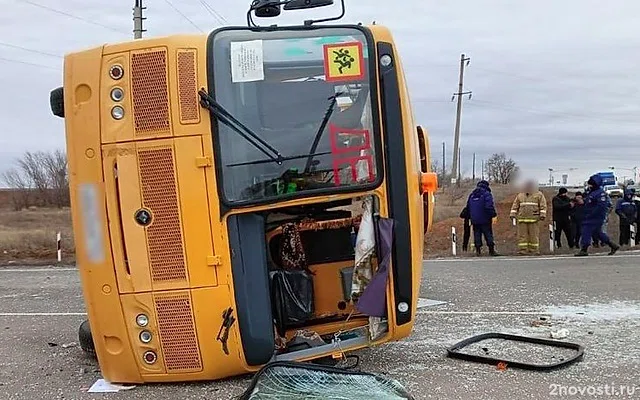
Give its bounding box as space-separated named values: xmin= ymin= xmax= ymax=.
xmin=420 ymin=172 xmax=438 ymax=194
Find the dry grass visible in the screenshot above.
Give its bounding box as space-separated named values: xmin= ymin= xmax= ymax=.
xmin=0 ymin=208 xmax=74 ymax=263
xmin=0 ymin=184 xmax=582 ymax=264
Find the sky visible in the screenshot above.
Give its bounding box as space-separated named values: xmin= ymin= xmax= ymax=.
xmin=1 ymin=0 xmax=639 ymax=186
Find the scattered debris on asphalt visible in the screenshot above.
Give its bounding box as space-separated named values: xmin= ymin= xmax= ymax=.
xmin=550 ymin=329 xmax=569 ymax=339
xmin=88 ymin=379 xmax=136 ymax=393
xmin=447 ymin=332 xmax=584 ymax=371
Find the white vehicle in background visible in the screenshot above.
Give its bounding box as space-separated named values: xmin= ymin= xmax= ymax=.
xmin=604 ymin=184 xmax=624 ymax=198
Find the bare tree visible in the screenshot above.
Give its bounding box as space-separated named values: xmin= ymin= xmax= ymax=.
xmin=18 ymin=152 xmax=51 ymax=206
xmin=484 ymin=153 xmax=519 ymax=184
xmin=1 ymin=168 xmax=32 ymax=210
xmin=2 ymin=149 xmax=70 ymax=209
xmin=42 ymin=150 xmax=69 ymax=208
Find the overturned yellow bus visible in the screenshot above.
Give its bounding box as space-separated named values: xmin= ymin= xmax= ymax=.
xmin=50 ymin=0 xmax=437 ymax=384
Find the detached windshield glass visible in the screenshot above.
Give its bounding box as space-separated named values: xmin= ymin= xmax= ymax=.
xmin=210 ymin=28 xmax=380 ymax=204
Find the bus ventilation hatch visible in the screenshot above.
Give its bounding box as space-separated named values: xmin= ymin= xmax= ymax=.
xmin=130 ymin=48 xmax=171 ymax=136
xmin=177 ymin=49 xmax=200 ymax=124
xmin=154 ymin=291 xmax=203 ymax=372
xmin=138 ymin=147 xmax=188 ymax=283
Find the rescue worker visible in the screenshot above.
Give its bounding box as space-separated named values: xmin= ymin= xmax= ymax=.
xmin=552 ymin=187 xmax=574 ymax=248
xmin=576 ymin=174 xmax=620 ymax=256
xmin=467 ymin=180 xmax=498 ymax=256
xmin=632 ymin=189 xmax=640 ymax=245
xmin=510 ymin=180 xmax=547 ymax=255
xmin=570 ymin=192 xmax=585 ymax=246
xmin=615 ymin=189 xmax=637 ymax=246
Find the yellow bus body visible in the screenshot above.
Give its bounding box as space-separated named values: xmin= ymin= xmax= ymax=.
xmin=60 ymin=24 xmax=436 ymax=383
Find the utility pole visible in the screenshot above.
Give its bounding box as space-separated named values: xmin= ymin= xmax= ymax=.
xmin=472 ymin=153 xmax=476 ymax=181
xmin=451 ymin=53 xmax=472 ymax=186
xmin=481 ymin=159 xmax=484 ymax=180
xmin=133 ymin=0 xmax=146 ymax=39
xmin=458 ymin=147 xmax=461 ymax=183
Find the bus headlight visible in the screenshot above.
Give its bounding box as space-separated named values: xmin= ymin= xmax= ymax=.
xmin=136 ymin=314 xmax=149 ymax=327
xmin=143 ymin=351 xmax=157 ymax=364
xmin=109 ymin=65 xmax=124 ymax=80
xmin=397 ymin=302 xmax=409 ymax=313
xmin=380 ymin=54 xmax=393 ymax=67
xmin=110 ymin=87 xmax=124 ymax=102
xmin=111 ymin=105 xmax=125 ymax=120
xmin=139 ymin=330 xmax=152 ymax=343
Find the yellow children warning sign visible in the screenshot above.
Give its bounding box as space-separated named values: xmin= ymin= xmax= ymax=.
xmin=323 ymin=41 xmax=365 ymax=82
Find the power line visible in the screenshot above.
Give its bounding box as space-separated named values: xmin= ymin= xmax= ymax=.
xmin=163 ymin=0 xmax=205 ymax=32
xmin=466 ymin=99 xmax=640 ymax=125
xmin=198 ymin=0 xmax=228 ymax=25
xmin=16 ymin=0 xmax=128 ymax=34
xmin=0 ymin=41 xmax=62 ymax=58
xmin=0 ymin=56 xmax=60 ymax=71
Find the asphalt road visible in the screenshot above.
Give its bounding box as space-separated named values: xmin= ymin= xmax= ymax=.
xmin=1 ymin=253 xmax=640 ymax=399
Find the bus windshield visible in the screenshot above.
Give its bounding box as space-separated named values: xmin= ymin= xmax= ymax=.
xmin=209 ymin=27 xmax=380 ymax=204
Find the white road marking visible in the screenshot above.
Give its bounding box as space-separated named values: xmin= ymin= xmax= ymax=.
xmin=0 ymin=312 xmax=86 ymax=316
xmin=418 ymin=310 xmax=550 ymax=316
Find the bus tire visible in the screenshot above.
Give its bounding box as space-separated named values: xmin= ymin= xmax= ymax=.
xmin=78 ymin=320 xmax=96 ymax=357
xmin=50 ymin=87 xmax=64 ymax=118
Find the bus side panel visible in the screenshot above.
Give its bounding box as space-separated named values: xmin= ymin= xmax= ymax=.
xmin=63 ymin=47 xmax=142 ymax=384
xmin=173 ymin=136 xmax=218 ymax=288
xmin=371 ymin=28 xmax=423 ymax=340
xmin=102 ymin=143 xmax=152 ymax=294
xmin=394 ymin=46 xmax=426 ymax=339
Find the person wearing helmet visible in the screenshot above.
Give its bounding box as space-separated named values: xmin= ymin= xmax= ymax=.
xmin=576 ymin=174 xmax=620 ymax=256
xmin=615 ymin=189 xmax=637 ymax=246
xmin=510 ymin=179 xmax=547 ymax=255
xmin=466 ymin=180 xmax=499 ymax=256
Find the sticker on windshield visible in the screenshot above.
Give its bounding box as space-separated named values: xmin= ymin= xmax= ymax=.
xmin=323 ymin=41 xmax=364 ymax=82
xmin=230 ymin=40 xmax=264 ymax=83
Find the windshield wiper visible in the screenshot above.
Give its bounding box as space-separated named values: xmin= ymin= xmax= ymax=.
xmin=303 ymin=92 xmax=343 ymax=173
xmin=227 ymin=151 xmax=333 ymax=168
xmin=199 ymin=89 xmax=283 ymax=165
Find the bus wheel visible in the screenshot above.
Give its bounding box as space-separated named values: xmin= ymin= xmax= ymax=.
xmin=50 ymin=87 xmax=64 ymax=118
xmin=78 ymin=320 xmax=96 ymax=358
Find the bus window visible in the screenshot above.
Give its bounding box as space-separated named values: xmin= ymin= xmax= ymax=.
xmin=209 ymin=29 xmax=381 ymax=204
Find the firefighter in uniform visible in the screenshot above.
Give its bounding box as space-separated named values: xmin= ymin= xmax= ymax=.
xmin=510 ymin=180 xmax=548 ymax=255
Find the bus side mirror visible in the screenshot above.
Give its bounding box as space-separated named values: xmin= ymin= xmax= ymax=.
xmin=284 ymin=0 xmax=334 ymax=10
xmin=253 ymin=0 xmax=282 ymax=17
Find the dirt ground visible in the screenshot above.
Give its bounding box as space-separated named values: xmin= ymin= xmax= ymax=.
xmin=426 ymin=187 xmax=625 ymax=258
xmin=0 ymin=187 xmax=628 ymax=265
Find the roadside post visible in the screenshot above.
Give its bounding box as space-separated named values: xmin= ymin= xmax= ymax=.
xmin=57 ymin=232 xmax=61 ymax=263
xmin=549 ymin=224 xmax=554 ymax=252
xmin=451 ymin=227 xmax=457 ymax=256
xmin=631 ymin=225 xmax=636 ymax=248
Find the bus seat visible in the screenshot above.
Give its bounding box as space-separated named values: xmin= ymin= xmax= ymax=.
xmin=227 ymin=214 xmax=275 ymax=366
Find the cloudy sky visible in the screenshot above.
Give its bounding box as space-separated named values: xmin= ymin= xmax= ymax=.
xmin=1 ymin=0 xmax=639 ymax=185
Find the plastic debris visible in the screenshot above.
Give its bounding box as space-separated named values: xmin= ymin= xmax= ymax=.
xmin=88 ymin=379 xmax=136 ymax=393
xmin=550 ymin=329 xmax=570 ymax=339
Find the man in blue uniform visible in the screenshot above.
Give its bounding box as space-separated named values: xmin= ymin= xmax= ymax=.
xmin=467 ymin=180 xmax=498 ymax=256
xmin=576 ymin=174 xmax=620 ymax=256
xmin=615 ymin=189 xmax=637 ymax=246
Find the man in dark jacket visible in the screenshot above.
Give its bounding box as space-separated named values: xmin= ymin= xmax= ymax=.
xmin=570 ymin=192 xmax=585 ymax=246
xmin=631 ymin=189 xmax=640 ymax=245
xmin=576 ymin=174 xmax=620 ymax=256
xmin=552 ymin=187 xmax=574 ymax=248
xmin=467 ymin=180 xmax=498 ymax=256
xmin=459 ymin=206 xmax=471 ymax=252
xmin=615 ymin=189 xmax=637 ymax=246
